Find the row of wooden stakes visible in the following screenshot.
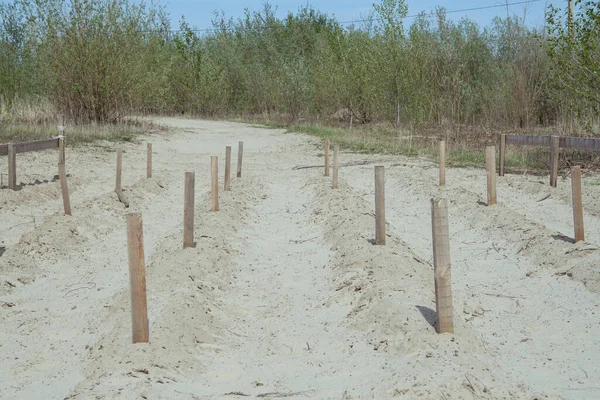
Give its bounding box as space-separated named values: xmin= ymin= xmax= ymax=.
xmin=321 ymin=138 xmax=589 ymax=335
xmin=126 ymin=141 xmax=245 ymax=343
xmin=321 ymin=140 xmax=454 ymax=334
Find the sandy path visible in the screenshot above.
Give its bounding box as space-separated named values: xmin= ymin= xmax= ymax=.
xmin=1 ymin=118 xmax=599 ymax=399
xmin=189 ymin=152 xmax=396 ymax=398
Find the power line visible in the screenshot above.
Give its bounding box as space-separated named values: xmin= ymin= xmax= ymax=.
xmin=0 ymin=0 xmax=544 ymax=35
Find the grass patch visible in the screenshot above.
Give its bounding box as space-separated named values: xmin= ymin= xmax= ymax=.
xmin=284 ymin=123 xmax=557 ymax=172
xmin=0 ymin=118 xmax=166 ymax=147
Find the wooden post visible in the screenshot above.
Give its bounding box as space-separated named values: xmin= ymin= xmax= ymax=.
xmin=568 ymin=0 xmax=574 ymax=39
xmin=8 ymin=143 xmax=16 ymax=190
xmin=431 ymin=198 xmax=454 ymax=334
xmin=375 ymin=166 xmax=385 ymax=245
xmin=58 ymin=163 xmax=71 ymax=216
xmin=147 ymin=143 xmax=152 ymax=179
xmin=183 ymin=171 xmax=195 ymax=249
xmin=127 ymin=213 xmax=149 ymax=344
xmin=439 ymin=140 xmax=446 ymax=186
xmin=550 ymin=136 xmax=559 ymax=187
xmin=324 ymin=140 xmax=330 ymax=177
xmin=499 ymin=134 xmax=506 ymax=177
xmin=486 ymin=146 xmax=497 ymax=206
xmin=59 ymin=136 xmax=66 ymax=165
xmin=236 ymin=141 xmax=244 ymax=178
xmin=332 ymin=145 xmax=339 ymax=189
xmin=224 ymin=146 xmax=231 ymax=191
xmin=115 ymin=149 xmax=122 ymax=192
xmin=571 ymin=166 xmax=585 ymax=242
xmin=211 ymin=156 xmax=219 ymax=211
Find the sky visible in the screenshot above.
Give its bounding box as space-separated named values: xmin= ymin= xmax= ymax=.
xmin=164 ymin=0 xmax=555 ymax=31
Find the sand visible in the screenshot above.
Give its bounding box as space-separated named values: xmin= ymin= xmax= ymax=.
xmin=0 ymin=118 xmax=599 ymax=399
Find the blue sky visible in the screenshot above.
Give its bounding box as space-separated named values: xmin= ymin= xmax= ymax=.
xmin=164 ymin=0 xmax=554 ymax=31
xmin=0 ymin=0 xmax=561 ymax=31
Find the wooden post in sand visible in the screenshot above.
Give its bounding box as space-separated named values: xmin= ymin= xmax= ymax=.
xmin=147 ymin=143 xmax=152 ymax=178
xmin=375 ymin=166 xmax=385 ymax=245
xmin=498 ymin=134 xmax=506 ymax=177
xmin=571 ymin=166 xmax=585 ymax=242
xmin=115 ymin=149 xmax=122 ymax=192
xmin=224 ymin=146 xmax=231 ymax=191
xmin=486 ymin=146 xmax=496 ymax=206
xmin=8 ymin=143 xmax=16 ymax=190
xmin=183 ymin=171 xmax=195 ymax=249
xmin=211 ymin=156 xmax=219 ymax=211
xmin=237 ymin=141 xmax=244 ymax=178
xmin=332 ymin=145 xmax=339 ymax=189
xmin=324 ymin=140 xmax=330 ymax=177
xmin=431 ymin=198 xmax=454 ymax=334
xmin=439 ymin=140 xmax=446 ymax=186
xmin=127 ymin=212 xmax=149 ymax=343
xmin=59 ymin=135 xmax=66 ymax=165
xmin=58 ymin=138 xmax=71 ymax=215
xmin=550 ymin=136 xmax=559 ymax=188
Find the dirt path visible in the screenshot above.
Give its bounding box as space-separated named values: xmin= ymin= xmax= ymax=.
xmin=1 ymin=118 xmax=599 ymax=399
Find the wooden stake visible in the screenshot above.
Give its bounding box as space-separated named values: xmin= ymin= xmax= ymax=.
xmin=499 ymin=134 xmax=506 ymax=177
xmin=127 ymin=213 xmax=149 ymax=344
xmin=332 ymin=145 xmax=339 ymax=189
xmin=115 ymin=149 xmax=122 ymax=192
xmin=59 ymin=137 xmax=66 ymax=165
xmin=571 ymin=165 xmax=585 ymax=242
xmin=237 ymin=141 xmax=244 ymax=178
xmin=439 ymin=140 xmax=446 ymax=186
xmin=211 ymin=156 xmax=219 ymax=211
xmin=486 ymin=146 xmax=497 ymax=206
xmin=324 ymin=140 xmax=330 ymax=177
xmin=431 ymin=198 xmax=454 ymax=334
xmin=224 ymin=146 xmax=231 ymax=191
xmin=183 ymin=171 xmax=195 ymax=249
xmin=147 ymin=143 xmax=152 ymax=179
xmin=8 ymin=143 xmax=16 ymax=190
xmin=550 ymin=136 xmax=559 ymax=187
xmin=58 ymin=162 xmax=71 ymax=215
xmin=375 ymin=166 xmax=385 ymax=245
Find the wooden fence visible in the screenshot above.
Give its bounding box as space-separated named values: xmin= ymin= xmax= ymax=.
xmin=499 ymin=134 xmax=600 ymax=187
xmin=1 ymin=138 xmax=62 ymax=190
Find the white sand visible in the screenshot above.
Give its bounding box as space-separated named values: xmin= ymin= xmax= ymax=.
xmin=1 ymin=118 xmax=599 ymax=399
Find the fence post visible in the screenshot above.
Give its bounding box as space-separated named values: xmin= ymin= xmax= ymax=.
xmin=324 ymin=140 xmax=330 ymax=177
xmin=183 ymin=171 xmax=195 ymax=249
xmin=58 ymin=138 xmax=71 ymax=215
xmin=332 ymin=145 xmax=339 ymax=189
xmin=431 ymin=198 xmax=454 ymax=334
xmin=486 ymin=146 xmax=497 ymax=206
xmin=147 ymin=143 xmax=152 ymax=179
xmin=211 ymin=156 xmax=219 ymax=211
xmin=439 ymin=140 xmax=446 ymax=186
xmin=237 ymin=141 xmax=244 ymax=178
xmin=375 ymin=166 xmax=385 ymax=245
xmin=127 ymin=213 xmax=149 ymax=344
xmin=8 ymin=143 xmax=16 ymax=190
xmin=224 ymin=146 xmax=232 ymax=191
xmin=499 ymin=134 xmax=506 ymax=177
xmin=115 ymin=149 xmax=122 ymax=192
xmin=550 ymin=136 xmax=559 ymax=187
xmin=571 ymin=166 xmax=585 ymax=242
xmin=59 ymin=136 xmax=66 ymax=165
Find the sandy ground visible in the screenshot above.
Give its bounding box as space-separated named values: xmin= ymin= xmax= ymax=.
xmin=1 ymin=118 xmax=599 ymax=399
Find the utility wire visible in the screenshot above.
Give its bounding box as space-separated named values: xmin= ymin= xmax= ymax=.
xmin=0 ymin=0 xmax=544 ymax=34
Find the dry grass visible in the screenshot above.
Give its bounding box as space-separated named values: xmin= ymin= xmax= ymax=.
xmin=0 ymin=118 xmax=167 ymax=146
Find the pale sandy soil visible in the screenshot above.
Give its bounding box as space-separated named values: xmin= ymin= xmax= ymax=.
xmin=0 ymin=118 xmax=599 ymax=399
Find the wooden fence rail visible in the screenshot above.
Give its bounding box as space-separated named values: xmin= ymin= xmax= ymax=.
xmin=499 ymin=134 xmax=600 ymax=187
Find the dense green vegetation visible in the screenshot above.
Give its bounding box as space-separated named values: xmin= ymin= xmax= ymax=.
xmin=0 ymin=0 xmax=598 ymax=134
